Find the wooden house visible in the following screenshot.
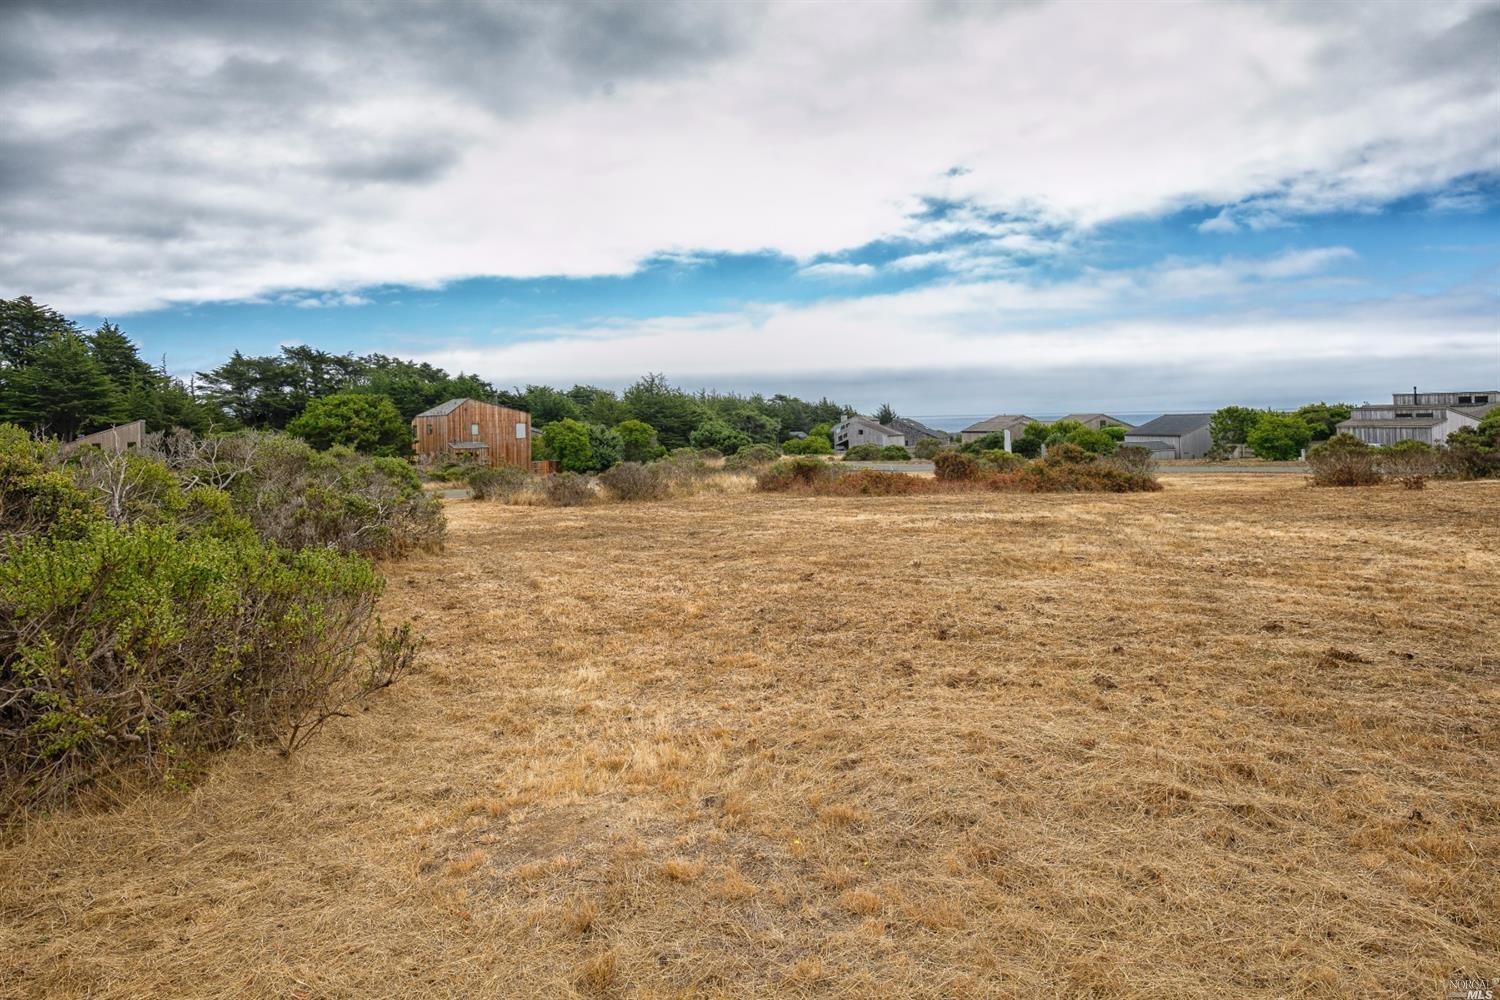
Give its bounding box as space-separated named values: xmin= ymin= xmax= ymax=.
xmin=412 ymin=398 xmax=531 ymax=468
xmin=1122 ymin=413 xmax=1214 ymax=459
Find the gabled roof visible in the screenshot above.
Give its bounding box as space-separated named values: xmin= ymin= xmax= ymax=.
xmin=1452 ymin=402 xmax=1499 ymax=419
xmin=888 ymin=416 xmax=948 ymax=441
xmin=414 ymin=398 xmax=470 ymax=418
xmin=962 ymin=414 xmax=1036 ymax=434
xmin=840 ymin=415 xmax=902 ymax=436
xmin=1338 ymin=417 xmax=1444 ymax=429
xmin=1058 ymin=412 xmax=1135 ymax=429
xmin=1125 ymin=413 xmax=1213 ymax=436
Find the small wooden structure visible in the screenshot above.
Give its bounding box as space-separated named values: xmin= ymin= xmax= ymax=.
xmin=412 ymin=398 xmax=531 ymax=469
xmin=65 ymin=419 xmax=146 ymax=453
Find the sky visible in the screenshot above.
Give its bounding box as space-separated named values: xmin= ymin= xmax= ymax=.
xmin=2 ymin=0 xmax=1498 ymax=420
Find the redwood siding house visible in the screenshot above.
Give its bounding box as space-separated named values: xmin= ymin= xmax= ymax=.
xmin=412 ymin=398 xmax=531 ymax=468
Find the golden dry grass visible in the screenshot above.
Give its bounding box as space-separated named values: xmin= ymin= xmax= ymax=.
xmin=2 ymin=475 xmax=1497 ymax=998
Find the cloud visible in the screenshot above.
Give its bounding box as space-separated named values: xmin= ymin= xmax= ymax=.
xmin=798 ymin=262 xmax=876 ymax=280
xmin=0 ymin=1 xmax=1497 ymax=313
xmin=405 ymin=248 xmax=1496 ymax=409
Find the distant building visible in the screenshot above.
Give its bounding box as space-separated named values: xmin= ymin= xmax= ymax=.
xmin=959 ymin=414 xmax=1037 ymax=444
xmin=1337 ymin=389 xmax=1497 ymax=447
xmin=1123 ymin=413 xmax=1214 ymax=459
xmin=412 ymin=398 xmax=531 ymax=468
xmin=64 ymin=419 xmax=146 ymax=453
xmin=1056 ymin=413 xmax=1135 ymax=431
xmin=887 ymin=416 xmax=949 ymax=448
xmin=832 ymin=415 xmax=906 ymax=452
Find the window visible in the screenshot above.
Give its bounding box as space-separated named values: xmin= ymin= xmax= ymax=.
xmin=1458 ymin=396 xmax=1473 ymax=404
xmin=1395 ymin=412 xmax=1413 ymax=419
xmin=426 ymin=423 xmax=433 ymax=435
xmin=516 ymin=423 xmax=527 ymax=439
xmin=1415 ymin=411 xmax=1433 ymax=418
xmin=470 ymin=422 xmax=480 ymax=437
xmin=1476 ymin=395 xmax=1490 ymax=404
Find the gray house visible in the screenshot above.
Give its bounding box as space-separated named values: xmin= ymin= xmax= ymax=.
xmin=1337 ymin=389 xmax=1496 ymax=446
xmin=1123 ymin=413 xmax=1213 ymax=459
xmin=832 ymin=415 xmax=906 ymax=452
xmin=960 ymin=414 xmax=1037 ymax=444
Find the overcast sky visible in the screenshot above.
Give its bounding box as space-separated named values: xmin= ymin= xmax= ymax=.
xmin=2 ymin=0 xmax=1497 ymax=416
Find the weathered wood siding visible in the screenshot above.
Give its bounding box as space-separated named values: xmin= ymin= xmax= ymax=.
xmin=412 ymin=400 xmax=531 ymax=468
xmin=66 ymin=420 xmax=146 ymax=453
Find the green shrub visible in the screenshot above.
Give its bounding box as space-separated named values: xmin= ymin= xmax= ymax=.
xmin=1440 ymin=411 xmax=1500 ymax=479
xmin=538 ymin=418 xmax=595 ymax=473
xmin=911 ymin=437 xmax=949 ymax=460
xmin=756 ymin=456 xmax=837 ymax=492
xmin=723 ymin=443 xmax=780 ymax=469
xmin=598 ymin=462 xmax=669 ymax=501
xmin=933 ymin=451 xmax=981 ymax=481
xmin=228 ymin=436 xmax=444 ymax=558
xmin=978 ymin=449 xmax=1024 ymax=472
xmin=841 ymin=443 xmax=883 ymax=461
xmin=613 ymin=419 xmax=659 ymax=463
xmin=544 ymin=472 xmax=595 ymax=506
xmin=1247 ymin=413 xmax=1313 ymax=461
xmin=0 ymin=522 xmax=389 ymax=814
xmin=780 ymin=435 xmax=833 ymax=456
xmin=465 ymin=463 xmax=531 ymax=501
xmin=1308 ymin=434 xmax=1381 ymax=486
xmin=688 ymin=419 xmax=750 ymax=455
xmin=879 ymin=445 xmax=912 ymax=461
xmin=286 ymin=392 xmax=409 ymax=456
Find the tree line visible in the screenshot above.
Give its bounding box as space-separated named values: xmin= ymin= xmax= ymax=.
xmin=0 ymin=296 xmax=854 ymax=456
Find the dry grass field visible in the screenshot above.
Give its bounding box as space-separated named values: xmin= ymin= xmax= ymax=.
xmin=2 ymin=476 xmax=1497 ymax=998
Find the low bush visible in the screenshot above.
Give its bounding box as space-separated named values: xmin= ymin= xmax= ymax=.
xmin=0 ymin=523 xmax=388 ymax=813
xmin=780 ymin=435 xmax=833 ymax=456
xmin=1101 ymin=445 xmax=1156 ymax=477
xmin=1377 ymin=440 xmax=1438 ymax=490
xmin=815 ymin=470 xmax=935 ymax=496
xmin=1308 ymin=434 xmax=1381 ymax=487
xmin=912 ymin=437 xmax=949 ymax=460
xmin=1007 ymin=450 xmax=1161 ymax=493
xmin=934 ymin=451 xmax=981 ymax=481
xmin=841 ymin=444 xmax=884 ymax=461
xmin=465 ymin=463 xmax=531 ymax=501
xmin=879 ymin=445 xmax=912 ymax=461
xmin=723 ymin=443 xmax=780 ymax=469
xmin=978 ymin=449 xmax=1024 ymax=472
xmin=598 ymin=462 xmax=669 ymax=501
xmin=545 ymin=472 xmax=596 ymax=506
xmin=756 ymin=456 xmax=837 ymax=491
xmin=142 ymin=430 xmax=444 ymax=558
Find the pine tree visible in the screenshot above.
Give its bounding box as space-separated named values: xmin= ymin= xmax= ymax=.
xmin=88 ymin=320 xmax=154 ymax=387
xmin=0 ymin=332 xmax=124 ymax=439
xmin=0 ymin=296 xmax=80 ymax=369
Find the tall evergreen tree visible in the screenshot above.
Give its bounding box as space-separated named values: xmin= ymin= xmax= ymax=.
xmin=0 ymin=332 xmax=124 ymax=438
xmin=0 ymin=296 xmax=80 ymax=369
xmin=88 ymin=320 xmax=154 ymax=387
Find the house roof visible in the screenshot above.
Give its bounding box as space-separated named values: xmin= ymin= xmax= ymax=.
xmin=1338 ymin=418 xmax=1444 ymax=429
xmin=1453 ymin=402 xmax=1499 ymax=419
xmin=961 ymin=414 xmax=1035 ymax=434
xmin=1125 ymin=412 xmax=1213 ymax=436
xmin=414 ymin=398 xmax=470 ymax=418
xmin=841 ymin=415 xmax=902 ymax=435
xmin=1058 ymin=412 xmax=1135 ymax=428
xmin=1121 ymin=439 xmax=1176 ymax=453
xmin=888 ymin=416 xmax=948 ymax=441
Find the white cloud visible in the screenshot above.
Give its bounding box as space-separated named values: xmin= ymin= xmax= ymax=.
xmin=409 ymin=248 xmax=1494 ymax=397
xmin=1 ymin=1 xmax=1497 ymax=313
xmin=798 ymin=262 xmax=876 ymax=280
